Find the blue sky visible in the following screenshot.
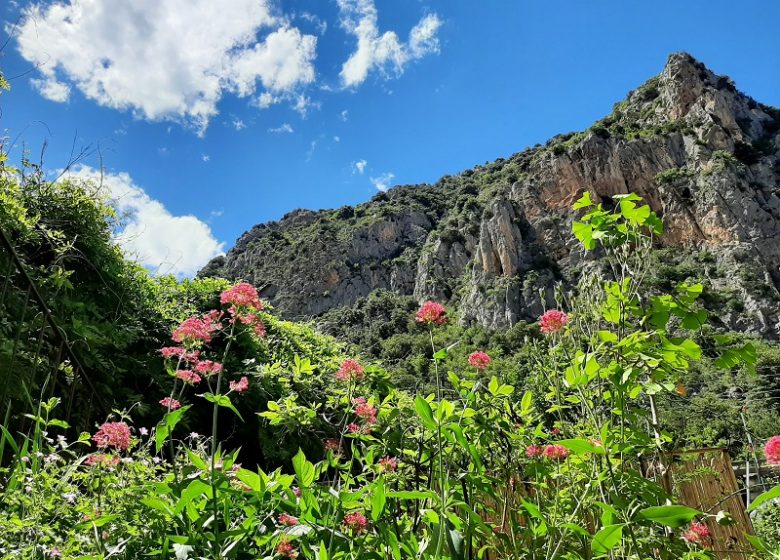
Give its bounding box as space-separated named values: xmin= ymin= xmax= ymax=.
xmin=2 ymin=0 xmax=779 ymax=275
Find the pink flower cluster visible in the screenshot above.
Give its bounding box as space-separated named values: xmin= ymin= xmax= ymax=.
xmin=85 ymin=453 xmax=120 ymax=468
xmin=195 ymin=360 xmax=223 ymax=376
xmin=468 ymin=351 xmax=492 ymax=370
xmin=159 ymin=397 xmax=181 ymax=410
xmin=238 ymin=311 xmax=267 ymax=338
xmin=324 ymin=439 xmax=341 ymax=453
xmin=539 ymin=310 xmax=569 ymax=335
xmin=229 ymin=376 xmax=250 ymax=393
xmin=336 ymin=358 xmax=365 ymax=382
xmin=220 ymin=283 xmax=267 ymax=338
xmin=278 ymin=513 xmax=299 ymax=526
xmin=172 ymin=313 xmax=221 ymax=345
xmin=681 ymin=520 xmax=711 ymax=547
xmin=160 ymin=347 xmax=200 ymax=362
xmin=175 ymin=370 xmax=202 ymax=385
xmin=352 ymin=397 xmax=378 ymax=425
xmin=92 ymin=421 xmax=131 ymax=451
xmin=220 ymin=282 xmax=263 ymax=311
xmin=378 ymin=456 xmax=398 ymax=472
xmin=765 ymin=435 xmax=780 ymax=467
xmin=343 ymin=511 xmax=368 ymax=534
xmin=276 ymin=538 xmax=298 ymax=558
xmin=416 ymin=301 xmax=446 ymax=326
xmin=526 ymin=444 xmax=569 ymax=461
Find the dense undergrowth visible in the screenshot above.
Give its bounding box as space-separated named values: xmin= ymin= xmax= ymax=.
xmin=2 ymin=161 xmax=780 ymax=558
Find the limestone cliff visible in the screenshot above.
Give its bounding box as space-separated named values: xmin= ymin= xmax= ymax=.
xmin=201 ymin=53 xmax=780 ymax=337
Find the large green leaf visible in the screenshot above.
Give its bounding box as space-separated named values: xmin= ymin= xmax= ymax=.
xmin=202 ymin=392 xmax=243 ymax=421
xmin=748 ymin=484 xmax=780 ymax=512
xmin=592 ymin=524 xmax=624 ymax=555
xmin=154 ymin=404 xmax=191 ymax=453
xmin=414 ymin=396 xmax=437 ymax=430
xmin=292 ymin=448 xmax=315 ymax=487
xmin=636 ymin=505 xmax=700 ymax=527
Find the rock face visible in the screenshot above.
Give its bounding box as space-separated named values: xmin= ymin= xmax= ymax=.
xmin=201 ymin=53 xmax=780 ymax=337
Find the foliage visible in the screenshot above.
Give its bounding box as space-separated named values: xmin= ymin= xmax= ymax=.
xmin=3 ymin=192 xmax=779 ymax=560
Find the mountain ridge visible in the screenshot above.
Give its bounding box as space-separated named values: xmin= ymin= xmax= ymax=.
xmin=201 ymin=52 xmax=780 ymax=337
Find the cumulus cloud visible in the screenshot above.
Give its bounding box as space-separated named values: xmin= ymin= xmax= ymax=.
xmin=15 ymin=0 xmax=318 ymax=133
xmin=352 ymin=159 xmax=367 ymax=174
xmin=269 ymin=123 xmax=294 ymax=133
xmin=337 ymin=0 xmax=441 ymax=87
xmin=65 ymin=166 xmax=224 ymax=277
xmin=370 ymin=171 xmax=394 ymax=191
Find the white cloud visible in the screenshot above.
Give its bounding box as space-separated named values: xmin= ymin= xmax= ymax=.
xmin=232 ymin=118 xmax=246 ymax=131
xmin=352 ymin=159 xmax=367 ymax=174
xmin=30 ymin=77 xmax=71 ymax=102
xmin=340 ymin=109 xmax=349 ymax=121
xmin=298 ymin=11 xmax=327 ymax=35
xmin=333 ymin=135 xmax=340 ymax=142
xmin=370 ymin=171 xmax=394 ymax=191
xmin=269 ymin=123 xmax=294 ymax=134
xmin=201 ymin=154 xmax=210 ymax=162
xmin=15 ymin=0 xmax=318 ymax=133
xmin=337 ymin=0 xmax=441 ymax=87
xmin=64 ymin=166 xmax=224 ymax=277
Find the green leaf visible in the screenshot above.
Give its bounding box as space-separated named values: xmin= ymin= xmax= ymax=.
xmin=748 ymin=484 xmax=780 ymax=512
xmin=292 ymin=448 xmax=315 ymax=487
xmin=202 ymin=393 xmax=243 ymax=421
xmin=558 ymin=438 xmax=605 ymax=455
xmin=572 ymin=221 xmax=595 ymax=250
xmin=433 ymin=348 xmax=447 ymax=360
xmin=371 ymin=478 xmax=386 ymax=521
xmin=636 ymin=505 xmax=700 ymax=528
xmin=592 ymin=524 xmax=624 ymax=555
xmin=573 ymin=191 xmax=593 ymax=209
xmin=414 ymin=396 xmax=437 ymax=430
xmin=155 ymin=404 xmax=191 ymax=453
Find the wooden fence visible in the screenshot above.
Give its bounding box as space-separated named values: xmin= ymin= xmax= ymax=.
xmin=654 ymin=448 xmax=756 ymax=560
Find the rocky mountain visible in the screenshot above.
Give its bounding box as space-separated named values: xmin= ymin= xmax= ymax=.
xmin=201 ymin=53 xmax=780 ymax=338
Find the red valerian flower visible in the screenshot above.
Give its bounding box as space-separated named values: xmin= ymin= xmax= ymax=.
xmin=352 ymin=397 xmax=378 ymax=424
xmin=681 ymin=520 xmax=711 ymax=547
xmin=172 ymin=314 xmax=220 ymax=345
xmin=92 ymin=422 xmax=131 ymax=451
xmin=159 ymin=397 xmax=181 ymax=410
xmin=415 ymin=301 xmax=446 ymax=326
xmin=194 ymin=360 xmax=223 ymax=376
xmin=324 ymin=439 xmax=341 ymax=453
xmin=275 ymin=537 xmax=298 ymax=558
xmin=378 ymin=456 xmax=399 ymax=472
xmin=468 ymin=351 xmax=492 ymax=369
xmin=160 ymin=347 xmax=200 ymax=362
xmin=539 ymin=310 xmax=569 ymax=335
xmin=542 ymin=444 xmax=569 ymax=461
xmin=175 ymin=370 xmax=202 ymax=385
xmin=764 ymin=435 xmax=780 ymax=467
xmin=336 ymin=358 xmax=365 ymax=382
xmin=525 ymin=445 xmax=544 ymax=459
xmin=84 ymin=453 xmax=120 ymax=468
xmin=229 ymin=376 xmax=250 ymax=393
xmin=278 ymin=513 xmax=299 ymax=526
xmin=221 ymin=282 xmax=263 ymax=311
xmin=347 ymin=423 xmax=362 ymax=434
xmin=343 ymin=511 xmax=369 ymax=534
xmin=238 ymin=311 xmax=267 ymax=338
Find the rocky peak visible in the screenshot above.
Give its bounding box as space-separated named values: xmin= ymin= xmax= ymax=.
xmin=201 ymin=54 xmax=780 ymax=337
